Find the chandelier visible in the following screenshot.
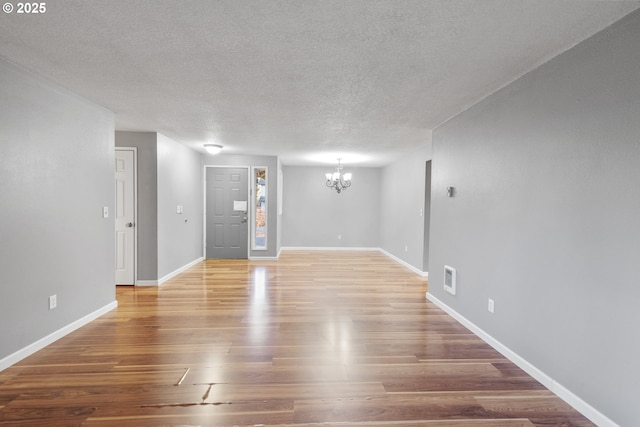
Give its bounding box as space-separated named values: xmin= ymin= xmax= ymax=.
xmin=325 ymin=158 xmax=352 ymax=193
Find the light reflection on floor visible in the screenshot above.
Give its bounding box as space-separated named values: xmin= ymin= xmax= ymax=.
xmin=248 ymin=266 xmax=269 ymax=345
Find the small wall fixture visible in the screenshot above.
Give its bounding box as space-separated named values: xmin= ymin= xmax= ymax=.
xmin=325 ymin=158 xmax=352 ymax=193
xmin=447 ymin=186 xmax=455 ymax=197
xmin=444 ymin=265 xmax=456 ymax=295
xmin=204 ymin=144 xmax=223 ymax=155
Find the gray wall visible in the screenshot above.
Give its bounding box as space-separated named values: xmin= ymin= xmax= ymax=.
xmin=115 ymin=131 xmax=204 ymax=281
xmin=204 ymin=154 xmax=279 ymax=258
xmin=115 ymin=131 xmax=158 ymax=280
xmin=281 ymin=166 xmax=380 ymax=248
xmin=380 ymin=144 xmax=432 ymax=271
xmin=157 ymin=134 xmax=203 ymax=278
xmin=429 ymin=11 xmax=640 ymax=426
xmin=0 ymin=59 xmax=116 ymax=360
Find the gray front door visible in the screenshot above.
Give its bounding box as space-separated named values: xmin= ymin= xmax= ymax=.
xmin=206 ymin=167 xmax=249 ymax=259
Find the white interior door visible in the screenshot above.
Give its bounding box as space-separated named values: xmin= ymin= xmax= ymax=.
xmin=115 ymin=149 xmax=136 ymax=285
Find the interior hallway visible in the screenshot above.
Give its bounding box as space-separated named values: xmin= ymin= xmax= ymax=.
xmin=0 ymin=251 xmax=592 ymax=426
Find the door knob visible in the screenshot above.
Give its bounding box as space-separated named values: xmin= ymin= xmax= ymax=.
xmin=126 ymin=222 xmax=134 ymax=228
xmin=241 ymin=217 xmax=248 ymax=223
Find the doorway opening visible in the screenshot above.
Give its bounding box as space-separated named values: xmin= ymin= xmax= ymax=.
xmin=423 ymin=160 xmax=432 ymax=273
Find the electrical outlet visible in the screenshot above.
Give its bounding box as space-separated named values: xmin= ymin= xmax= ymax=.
xmin=488 ymin=298 xmax=495 ymax=314
xmin=338 ymin=234 xmax=342 ymax=240
xmin=49 ymin=295 xmax=57 ymax=310
xmin=102 ymin=206 xmax=109 ymax=218
xmin=404 ymin=245 xmax=408 ymax=252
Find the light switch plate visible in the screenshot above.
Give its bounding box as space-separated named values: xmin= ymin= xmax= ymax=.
xmin=102 ymin=207 xmax=109 ymax=218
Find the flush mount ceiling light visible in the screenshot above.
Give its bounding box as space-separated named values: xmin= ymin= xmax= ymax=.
xmin=325 ymin=158 xmax=352 ymax=194
xmin=204 ymin=144 xmax=223 ymax=155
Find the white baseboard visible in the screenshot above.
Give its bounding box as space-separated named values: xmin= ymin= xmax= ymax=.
xmin=426 ymin=292 xmax=619 ymax=427
xmin=280 ymin=246 xmax=380 ymax=251
xmin=143 ymin=257 xmax=204 ymax=286
xmin=249 ymin=256 xmax=279 ymax=261
xmin=0 ymin=300 xmax=118 ymax=372
xmin=379 ymin=248 xmax=428 ymax=277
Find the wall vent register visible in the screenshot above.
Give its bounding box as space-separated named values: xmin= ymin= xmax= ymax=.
xmin=444 ymin=265 xmax=456 ymax=295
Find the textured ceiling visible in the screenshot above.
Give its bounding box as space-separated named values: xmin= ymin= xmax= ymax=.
xmin=1 ymin=0 xmax=638 ymax=165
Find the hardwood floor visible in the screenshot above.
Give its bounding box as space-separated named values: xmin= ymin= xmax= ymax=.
xmin=0 ymin=250 xmax=594 ymax=426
